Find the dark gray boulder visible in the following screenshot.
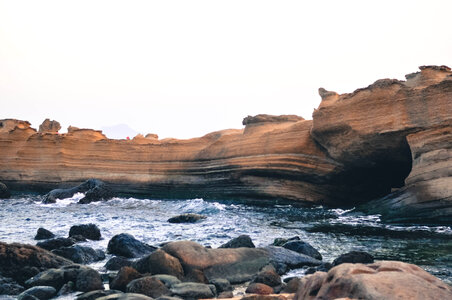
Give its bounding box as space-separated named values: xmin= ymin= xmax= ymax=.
xmin=108 ymin=233 xmax=156 ymax=258
xmin=75 ymin=267 xmax=104 ymax=292
xmin=36 ymin=237 xmax=75 ymax=251
xmin=76 ymin=289 xmax=123 ymax=300
xmin=170 ymin=282 xmax=215 ymax=299
xmin=0 ymin=182 xmax=10 ymax=199
xmin=34 ymin=228 xmax=55 ymax=240
xmin=25 ymin=268 xmax=66 ymax=290
xmin=167 ymin=213 xmax=207 ymax=223
xmin=332 ymin=251 xmax=374 ymax=266
xmin=282 ymin=240 xmax=322 ymax=260
xmin=219 ymin=235 xmax=255 ymax=248
xmin=264 ymin=246 xmax=321 ymax=271
xmin=43 ymin=179 xmax=113 ymax=204
xmin=272 ymin=236 xmax=300 ymax=247
xmin=52 ymin=245 xmax=105 ymax=264
xmin=69 ymin=224 xmax=101 ymax=240
xmin=105 ymin=256 xmax=132 ymax=271
xmin=17 ymin=286 xmax=56 ymax=300
xmin=0 ymin=275 xmax=24 ymax=295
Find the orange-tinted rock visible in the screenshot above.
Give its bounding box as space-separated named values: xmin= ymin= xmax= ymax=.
xmin=0 ymin=116 xmax=343 ymax=205
xmin=38 ymin=119 xmax=61 ymax=134
xmin=110 ymin=266 xmax=142 ymax=292
xmin=294 ymin=261 xmax=452 ymax=300
xmin=246 ymin=283 xmax=274 ymax=295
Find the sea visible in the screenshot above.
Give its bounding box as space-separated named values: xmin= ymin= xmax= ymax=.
xmin=0 ymin=193 xmax=451 ymax=297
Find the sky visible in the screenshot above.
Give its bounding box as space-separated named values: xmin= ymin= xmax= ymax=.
xmin=1 ymin=1 xmax=451 ymax=139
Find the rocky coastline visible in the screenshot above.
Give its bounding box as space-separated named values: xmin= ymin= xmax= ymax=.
xmin=1 ymin=223 xmax=451 ymax=300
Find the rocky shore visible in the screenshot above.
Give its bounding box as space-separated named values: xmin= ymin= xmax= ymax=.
xmin=1 ymin=65 xmax=451 ymax=223
xmin=1 ymin=224 xmax=450 ymax=300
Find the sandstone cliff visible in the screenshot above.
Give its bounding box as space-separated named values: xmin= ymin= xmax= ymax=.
xmin=311 ymin=65 xmax=452 ymax=223
xmin=0 ymin=116 xmax=344 ymax=204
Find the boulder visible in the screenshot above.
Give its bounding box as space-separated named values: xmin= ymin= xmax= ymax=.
xmin=294 ymin=261 xmax=452 ymax=300
xmin=219 ymin=235 xmax=255 ymax=248
xmin=263 ymin=246 xmax=321 ymax=270
xmin=36 ymin=237 xmax=75 ymax=251
xmin=272 ymin=236 xmax=300 ymax=247
xmin=332 ymin=251 xmax=374 ymax=266
xmin=280 ymin=277 xmax=300 ymax=294
xmin=246 ymin=283 xmax=273 ymax=295
xmin=105 ymin=256 xmax=132 ymax=271
xmin=57 ymin=281 xmax=75 ymax=296
xmin=69 ymin=224 xmax=102 ymax=240
xmin=25 ymin=268 xmax=66 ymax=290
xmin=281 ymin=241 xmax=322 ymax=260
xmin=305 ymin=262 xmax=333 ymax=275
xmin=0 ymin=242 xmax=71 ymax=285
xmin=209 ymin=278 xmax=232 ymax=293
xmin=162 ymin=241 xmax=270 ymax=284
xmin=96 ymin=293 xmax=153 ymax=300
xmin=167 ymin=213 xmax=207 ymax=223
xmin=52 ymin=245 xmax=105 ymax=264
xmin=110 ymin=267 xmax=142 ymax=292
xmin=251 ymin=268 xmax=281 ymax=287
xmin=17 ymin=286 xmax=56 ymax=300
xmin=75 ymin=267 xmax=104 ymax=292
xmin=38 ymin=119 xmax=61 ymax=134
xmin=34 ymin=228 xmax=55 ymax=240
xmin=126 ymin=277 xmax=170 ymax=298
xmin=0 ymin=275 xmax=25 ymax=295
xmin=149 ymin=275 xmax=181 ymax=289
xmin=133 ymin=249 xmax=184 ymax=279
xmin=170 ymin=282 xmax=215 ymax=299
xmin=43 ymin=179 xmax=113 ymax=204
xmin=107 ymin=233 xmax=157 ymax=258
xmin=0 ymin=181 xmax=10 ymax=198
xmin=77 ymin=289 xmax=123 ymax=300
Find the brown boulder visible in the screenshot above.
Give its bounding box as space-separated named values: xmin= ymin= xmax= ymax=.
xmin=294 ymin=261 xmax=452 ymax=300
xmin=0 ymin=242 xmax=71 ymax=285
xmin=133 ymin=249 xmax=184 ymax=279
xmin=126 ymin=276 xmax=171 ymax=298
xmin=110 ymin=267 xmax=142 ymax=292
xmin=246 ymin=283 xmax=274 ymax=295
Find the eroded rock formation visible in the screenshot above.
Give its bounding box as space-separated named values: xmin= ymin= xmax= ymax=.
xmin=0 ymin=116 xmax=344 ymax=204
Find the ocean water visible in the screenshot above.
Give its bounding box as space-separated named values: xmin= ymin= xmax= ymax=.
xmin=0 ymin=193 xmax=451 ymax=288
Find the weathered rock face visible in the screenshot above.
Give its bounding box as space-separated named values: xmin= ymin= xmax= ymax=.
xmin=38 ymin=119 xmax=61 ymax=134
xmin=294 ymin=261 xmax=452 ymax=300
xmin=0 ymin=115 xmax=344 ymax=205
xmin=311 ymin=65 xmax=452 ymax=221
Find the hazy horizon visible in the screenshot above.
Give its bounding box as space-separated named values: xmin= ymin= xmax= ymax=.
xmin=1 ymin=1 xmax=451 ymax=139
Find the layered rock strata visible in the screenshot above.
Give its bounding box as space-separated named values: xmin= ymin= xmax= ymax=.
xmin=0 ymin=115 xmax=344 ymax=204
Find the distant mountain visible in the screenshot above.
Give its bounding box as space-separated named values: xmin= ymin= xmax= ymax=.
xmin=101 ymin=124 xmax=139 ymax=139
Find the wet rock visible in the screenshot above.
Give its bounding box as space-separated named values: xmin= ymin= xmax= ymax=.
xmin=0 ymin=181 xmax=10 ymax=198
xmin=34 ymin=228 xmax=55 ymax=240
xmin=57 ymin=281 xmax=74 ymax=296
xmin=170 ymin=282 xmax=215 ymax=299
xmin=133 ymin=249 xmax=184 ymax=279
xmin=105 ymin=256 xmax=132 ymax=271
xmin=264 ymin=246 xmax=321 ymax=271
xmin=209 ymin=278 xmax=232 ymax=293
xmin=280 ymin=277 xmax=300 ymax=293
xmin=251 ymin=268 xmax=281 ymax=287
xmin=305 ymin=262 xmax=333 ymax=275
xmin=110 ymin=267 xmax=142 ymax=292
xmin=96 ymin=293 xmax=153 ymax=300
xmin=246 ymin=283 xmax=273 ymax=295
xmin=282 ymin=240 xmax=322 ymax=260
xmin=36 ymin=237 xmax=75 ymax=251
xmin=75 ymin=267 xmax=104 ymax=292
xmin=0 ymin=242 xmax=71 ymax=285
xmin=219 ymin=235 xmax=255 ymax=248
xmin=167 ymin=213 xmax=207 ymax=223
xmin=126 ymin=276 xmax=170 ymax=298
xmin=295 ymin=261 xmax=452 ymax=300
xmin=52 ymin=245 xmax=105 ymax=264
xmin=108 ymin=233 xmax=157 ymax=258
xmin=332 ymin=251 xmax=374 ymax=266
xmin=162 ymin=241 xmax=270 ymax=284
xmin=77 ymin=289 xmax=123 ymax=300
xmin=272 ymin=236 xmax=300 ymax=247
xmin=149 ymin=275 xmax=181 ymax=289
xmin=25 ymin=268 xmax=66 ymax=290
xmin=38 ymin=119 xmax=61 ymax=134
xmin=43 ymin=179 xmax=113 ymax=204
xmin=69 ymin=224 xmax=101 ymax=240
xmin=17 ymin=286 xmax=56 ymax=300
xmin=218 ymin=291 xmax=234 ymax=298
xmin=0 ymin=275 xmax=25 ymax=295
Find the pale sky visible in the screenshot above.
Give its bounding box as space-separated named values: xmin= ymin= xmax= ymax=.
xmin=1 ymin=1 xmax=451 ymax=139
